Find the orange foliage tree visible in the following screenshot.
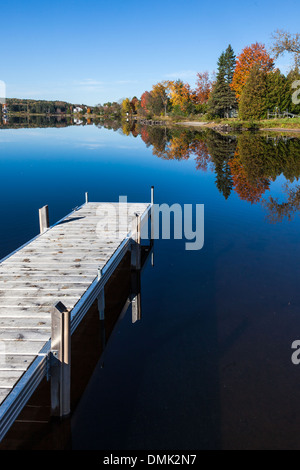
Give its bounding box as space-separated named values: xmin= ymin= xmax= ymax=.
xmin=140 ymin=91 xmax=151 ymax=111
xmin=231 ymin=42 xmax=274 ymax=100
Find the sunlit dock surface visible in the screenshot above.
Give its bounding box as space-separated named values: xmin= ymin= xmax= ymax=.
xmin=0 ymin=197 xmax=152 ymax=442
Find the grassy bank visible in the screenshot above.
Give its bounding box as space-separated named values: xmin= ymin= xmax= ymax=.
xmin=167 ymin=116 xmax=300 ymax=132
xmin=259 ymin=117 xmax=300 ymax=129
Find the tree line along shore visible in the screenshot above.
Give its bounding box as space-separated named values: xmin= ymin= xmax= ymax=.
xmin=2 ymin=30 xmax=300 ymax=133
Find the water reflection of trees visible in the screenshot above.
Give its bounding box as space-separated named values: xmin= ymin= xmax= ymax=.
xmin=136 ymin=126 xmax=300 ymax=213
xmin=262 ymin=184 xmax=300 ymax=223
xmin=96 ymin=120 xmax=300 ymax=222
xmin=232 ymin=134 xmax=300 ymax=208
xmin=0 ymin=114 xmax=75 ymax=129
xmin=204 ymin=132 xmax=236 ymax=200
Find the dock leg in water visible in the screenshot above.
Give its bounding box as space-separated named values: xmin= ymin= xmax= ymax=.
xmin=97 ymin=289 xmax=105 ymax=321
xmin=131 ymin=269 xmax=141 ymax=323
xmin=131 ymin=213 xmax=141 ymax=270
xmin=50 ymin=302 xmax=71 ymax=418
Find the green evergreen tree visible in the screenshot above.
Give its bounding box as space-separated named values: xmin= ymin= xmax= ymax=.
xmin=266 ymin=70 xmax=290 ymax=114
xmin=224 ymin=44 xmax=236 ymax=84
xmin=208 ymin=74 xmax=237 ymax=117
xmin=217 ymin=45 xmax=236 ymax=83
xmin=239 ymin=65 xmax=268 ymax=119
xmin=217 ymin=52 xmax=226 ymax=81
xmin=209 ymin=47 xmax=237 ymax=117
xmin=287 ymin=67 xmax=300 ymax=114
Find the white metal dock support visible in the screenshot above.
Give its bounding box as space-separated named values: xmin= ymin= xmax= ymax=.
xmin=50 ymin=302 xmax=71 ymax=418
xmin=39 ymin=205 xmax=49 ymax=234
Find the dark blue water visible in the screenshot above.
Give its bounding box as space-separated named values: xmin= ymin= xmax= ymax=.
xmin=1 ymin=124 xmax=300 ymax=449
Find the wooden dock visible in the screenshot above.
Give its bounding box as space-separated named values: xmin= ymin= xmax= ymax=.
xmin=0 ymin=192 xmax=153 ymax=441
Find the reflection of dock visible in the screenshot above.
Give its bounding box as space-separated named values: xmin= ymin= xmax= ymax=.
xmin=0 ymin=192 xmax=154 ymax=442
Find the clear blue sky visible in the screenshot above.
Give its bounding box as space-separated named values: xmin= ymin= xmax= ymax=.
xmin=2 ymin=0 xmax=299 ymax=105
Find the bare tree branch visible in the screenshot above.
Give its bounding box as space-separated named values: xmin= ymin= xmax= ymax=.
xmin=271 ymin=29 xmax=300 ymax=67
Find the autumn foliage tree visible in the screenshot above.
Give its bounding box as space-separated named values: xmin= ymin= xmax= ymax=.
xmin=130 ymin=96 xmax=139 ymax=114
xmin=194 ymin=72 xmax=213 ymax=104
xmin=231 ymin=42 xmax=274 ymax=100
xmin=140 ymin=91 xmax=158 ymax=115
xmin=141 ymin=91 xmax=151 ymax=112
xmin=121 ymin=98 xmax=131 ymax=115
xmin=169 ymin=80 xmax=193 ymax=113
xmin=151 ymin=81 xmax=172 ymax=116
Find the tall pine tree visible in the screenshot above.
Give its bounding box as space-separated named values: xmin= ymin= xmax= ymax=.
xmin=208 ymin=46 xmax=237 ymax=117
xmin=208 ymin=76 xmax=237 ymax=117
xmin=224 ymin=44 xmax=236 ymax=83
xmin=217 ymin=45 xmax=236 ymax=83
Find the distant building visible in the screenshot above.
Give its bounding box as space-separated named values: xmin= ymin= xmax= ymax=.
xmin=225 ymin=107 xmax=238 ymax=119
xmin=73 ymin=106 xmax=83 ymax=113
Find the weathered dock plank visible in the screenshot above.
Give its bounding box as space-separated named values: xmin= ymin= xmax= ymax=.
xmin=0 ymin=318 xmax=50 ymax=329
xmin=0 ymin=355 xmax=37 ymax=370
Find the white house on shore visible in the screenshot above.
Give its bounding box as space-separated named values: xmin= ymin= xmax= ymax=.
xmin=73 ymin=106 xmax=83 ymax=113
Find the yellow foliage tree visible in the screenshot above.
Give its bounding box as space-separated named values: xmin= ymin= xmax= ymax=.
xmin=169 ymin=80 xmax=192 ymax=112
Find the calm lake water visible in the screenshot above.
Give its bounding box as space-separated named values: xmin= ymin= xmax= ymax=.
xmin=1 ymin=119 xmax=300 ymax=450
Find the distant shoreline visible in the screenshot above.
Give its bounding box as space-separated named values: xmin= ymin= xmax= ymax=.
xmin=2 ymin=112 xmax=300 ymax=135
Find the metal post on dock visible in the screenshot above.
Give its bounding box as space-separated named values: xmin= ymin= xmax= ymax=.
xmin=39 ymin=205 xmax=49 ymax=234
xmin=151 ymin=185 xmax=154 ymax=206
xmin=85 ymin=192 xmax=89 ymax=204
xmin=50 ymin=301 xmax=71 ymax=418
